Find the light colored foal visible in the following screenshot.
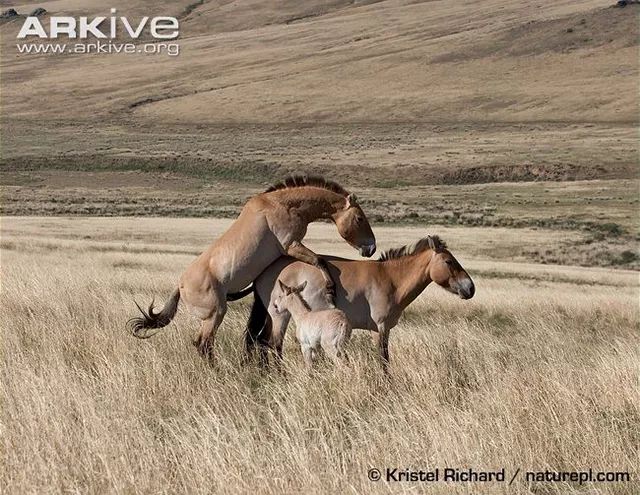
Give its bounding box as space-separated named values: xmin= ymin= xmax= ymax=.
xmin=272 ymin=281 xmax=352 ymax=368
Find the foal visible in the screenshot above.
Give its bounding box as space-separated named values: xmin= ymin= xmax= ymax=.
xmin=272 ymin=281 xmax=352 ymax=368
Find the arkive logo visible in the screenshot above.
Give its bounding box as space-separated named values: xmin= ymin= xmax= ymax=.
xmin=17 ymin=8 xmax=179 ymax=40
xmin=15 ymin=8 xmax=180 ymax=56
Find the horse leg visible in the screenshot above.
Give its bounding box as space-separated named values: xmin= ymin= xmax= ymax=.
xmin=193 ymin=318 xmax=215 ymax=360
xmin=269 ymin=310 xmax=291 ymax=370
xmin=256 ymin=316 xmax=272 ymax=368
xmin=302 ymin=345 xmax=314 ymax=369
xmin=324 ymin=343 xmax=340 ymax=364
xmin=339 ymin=323 xmax=352 ymax=364
xmin=321 ymin=331 xmax=342 ymax=364
xmin=243 ymin=295 xmax=270 ymax=366
xmin=181 ymin=268 xmax=226 ymax=362
xmin=376 ymin=323 xmax=390 ymax=374
xmin=193 ymin=301 xmax=226 ymax=362
xmin=286 ymin=241 xmax=335 ymax=302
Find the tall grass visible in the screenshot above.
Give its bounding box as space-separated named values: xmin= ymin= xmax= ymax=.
xmin=1 ymin=221 xmax=638 ymax=494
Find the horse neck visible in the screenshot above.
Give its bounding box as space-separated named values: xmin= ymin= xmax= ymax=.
xmin=272 ymin=187 xmax=345 ymax=222
xmin=383 ymin=250 xmax=433 ymax=309
xmin=285 ymin=293 xmax=311 ymax=322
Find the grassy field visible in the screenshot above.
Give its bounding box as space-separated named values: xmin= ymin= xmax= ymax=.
xmin=1 ymin=1 xmax=638 ymax=492
xmin=2 ymin=175 xmax=638 ymax=269
xmin=2 ymin=217 xmax=638 ymax=494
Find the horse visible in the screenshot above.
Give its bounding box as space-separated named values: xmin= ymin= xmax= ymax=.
xmin=272 ymin=280 xmax=352 ymax=369
xmin=127 ymin=176 xmax=376 ymax=361
xmin=245 ymin=235 xmax=474 ymax=372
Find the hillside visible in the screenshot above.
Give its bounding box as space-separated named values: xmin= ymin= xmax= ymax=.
xmin=1 ymin=0 xmax=638 ymax=123
xmin=1 ymin=0 xmax=639 ymax=268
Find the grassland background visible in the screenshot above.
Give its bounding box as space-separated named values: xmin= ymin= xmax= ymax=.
xmin=1 ymin=0 xmax=639 ymax=493
xmin=1 ymin=217 xmax=639 ymax=494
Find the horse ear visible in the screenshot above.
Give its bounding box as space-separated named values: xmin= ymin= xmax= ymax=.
xmin=345 ymin=193 xmax=358 ymax=209
xmin=428 ymin=236 xmax=445 ymax=253
xmin=295 ymin=281 xmax=307 ymax=293
xmin=278 ymin=279 xmax=290 ymax=294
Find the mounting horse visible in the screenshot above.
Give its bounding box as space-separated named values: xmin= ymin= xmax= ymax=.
xmin=127 ymin=176 xmax=376 ymax=361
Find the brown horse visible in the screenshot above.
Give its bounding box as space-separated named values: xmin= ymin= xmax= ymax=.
xmin=245 ymin=235 xmax=474 ymax=372
xmin=127 ymin=176 xmax=376 ymax=361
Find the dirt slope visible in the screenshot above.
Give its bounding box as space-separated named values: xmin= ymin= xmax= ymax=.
xmin=1 ymin=0 xmax=637 ymax=124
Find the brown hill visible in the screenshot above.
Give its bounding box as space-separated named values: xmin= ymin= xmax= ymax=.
xmin=1 ymin=0 xmax=637 ymax=124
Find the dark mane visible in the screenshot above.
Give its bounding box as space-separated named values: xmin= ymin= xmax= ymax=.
xmin=265 ymin=175 xmax=349 ymax=197
xmin=378 ymin=235 xmax=447 ymax=261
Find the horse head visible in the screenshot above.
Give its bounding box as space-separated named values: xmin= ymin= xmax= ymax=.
xmin=426 ymin=236 xmax=475 ymax=299
xmin=332 ymin=193 xmax=376 ymax=257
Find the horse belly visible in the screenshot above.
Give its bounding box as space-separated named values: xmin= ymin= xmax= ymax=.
xmin=341 ymin=305 xmax=377 ymax=331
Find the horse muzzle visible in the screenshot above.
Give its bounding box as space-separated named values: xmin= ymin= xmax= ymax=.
xmin=359 ymin=243 xmax=376 ymax=257
xmin=457 ymin=279 xmax=475 ymax=300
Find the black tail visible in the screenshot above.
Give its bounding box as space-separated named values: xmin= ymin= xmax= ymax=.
xmin=243 ymin=288 xmax=272 ymax=365
xmin=127 ymin=288 xmax=181 ymax=339
xmin=226 ymin=284 xmax=254 ymax=301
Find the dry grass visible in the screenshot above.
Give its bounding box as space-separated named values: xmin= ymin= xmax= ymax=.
xmin=1 ymin=217 xmax=639 ymax=494
xmin=2 ymin=1 xmax=638 ymax=490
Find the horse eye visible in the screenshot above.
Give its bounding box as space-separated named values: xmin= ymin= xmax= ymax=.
xmin=445 ymin=259 xmax=453 ymax=265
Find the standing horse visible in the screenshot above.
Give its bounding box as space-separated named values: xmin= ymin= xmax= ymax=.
xmin=127 ymin=176 xmax=376 ymax=361
xmin=245 ymin=235 xmax=474 ymax=372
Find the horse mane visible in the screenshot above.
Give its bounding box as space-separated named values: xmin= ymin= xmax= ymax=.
xmin=265 ymin=175 xmax=349 ymax=197
xmin=378 ymin=235 xmax=447 ymax=261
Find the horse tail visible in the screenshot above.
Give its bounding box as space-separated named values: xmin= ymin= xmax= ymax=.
xmin=226 ymin=284 xmax=254 ymax=301
xmin=128 ymin=288 xmax=181 ymax=339
xmin=243 ymin=288 xmax=272 ymax=363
